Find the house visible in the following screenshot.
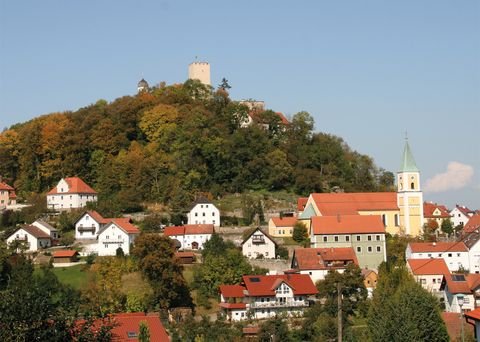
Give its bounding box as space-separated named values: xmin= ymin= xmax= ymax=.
xmin=163 ymin=224 xmax=214 ymax=250
xmin=75 ymin=211 xmax=111 ymax=240
xmin=0 ymin=181 xmax=16 ymax=208
xmin=451 ymin=205 xmax=476 ymax=228
xmin=362 ymin=269 xmax=378 ymax=297
xmin=291 ymin=247 xmax=358 ymax=283
xmin=310 ymin=215 xmax=386 ymax=270
xmin=47 ymin=177 xmax=97 ymax=211
xmin=6 ymin=225 xmax=51 ymax=252
xmin=242 ymin=228 xmax=277 ymax=259
xmin=465 ymin=214 xmax=480 ymax=234
xmin=268 ymin=217 xmax=298 ymax=237
xmin=441 ymin=273 xmax=480 ymax=313
xmin=31 ymin=219 xmax=59 ymax=240
xmin=465 ymin=309 xmax=480 ymax=341
xmin=77 ymin=312 xmax=169 ymax=341
xmin=407 ymin=258 xmax=450 ymax=295
xmin=187 ymin=197 xmax=220 ymax=227
xmin=405 ymin=242 xmax=470 ymax=272
xmin=97 ymin=218 xmax=140 ymax=256
xmin=219 ymin=274 xmax=317 ymax=321
xmin=53 ymin=250 xmax=79 ymax=263
xmin=463 ymin=231 xmax=480 ymax=274
xmin=423 ymin=202 xmax=451 ymax=228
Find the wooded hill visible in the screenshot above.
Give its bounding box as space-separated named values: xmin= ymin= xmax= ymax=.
xmin=0 ymin=80 xmax=394 ymax=212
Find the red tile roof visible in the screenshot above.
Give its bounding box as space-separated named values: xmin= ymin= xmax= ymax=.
xmin=311 ymin=192 xmax=398 ymax=215
xmin=464 ymin=214 xmax=480 ymax=233
xmin=175 ymin=251 xmax=195 ymax=258
xmin=242 ymin=274 xmax=318 ymax=297
xmin=407 ymin=258 xmax=450 ymax=276
xmin=53 ymin=250 xmax=78 ymax=258
xmin=111 ymin=218 xmax=140 ymax=234
xmin=293 ymin=247 xmax=358 ymax=270
xmin=164 ymin=226 xmax=185 ymax=236
xmin=408 ymin=241 xmax=468 ymax=253
xmin=164 ymin=224 xmax=214 ymax=236
xmin=17 ymin=225 xmax=51 ymax=239
xmin=219 ymin=302 xmax=247 ymax=309
xmin=443 ymin=273 xmax=480 ymax=294
xmin=454 ymin=205 xmax=475 ymax=217
xmin=0 ymin=182 xmax=14 ymax=191
xmin=270 ymin=217 xmax=298 ymax=227
xmin=423 ymin=202 xmax=451 ymax=218
xmin=442 ymin=312 xmax=474 ymax=341
xmin=311 ymin=215 xmax=385 ymax=235
xmin=465 ymin=308 xmax=480 ymax=320
xmin=297 ymin=197 xmax=308 ymax=212
xmin=86 ymin=210 xmax=111 ymax=224
xmin=220 ymin=285 xmax=246 ymax=298
xmin=243 ymin=326 xmax=260 ymax=335
xmin=48 ymin=177 xmax=97 ymax=195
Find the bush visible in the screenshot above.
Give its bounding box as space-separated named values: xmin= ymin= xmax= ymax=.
xmin=276 ymin=246 xmax=289 ymax=259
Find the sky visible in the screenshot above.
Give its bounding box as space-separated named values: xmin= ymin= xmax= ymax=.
xmin=1 ymin=1 xmax=479 ymax=209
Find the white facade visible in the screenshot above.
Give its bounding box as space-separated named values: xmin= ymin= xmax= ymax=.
xmin=468 ymin=238 xmax=480 ymax=274
xmin=6 ymin=227 xmax=51 ymax=252
xmin=450 ymin=206 xmax=474 ymax=227
xmin=170 ymin=233 xmax=212 ymax=250
xmin=31 ymin=220 xmax=58 ymax=239
xmin=75 ymin=213 xmax=104 ymax=240
xmin=47 ymin=178 xmax=97 ymax=210
xmin=97 ymin=222 xmax=137 ymax=256
xmin=242 ymin=229 xmax=276 ymax=259
xmin=405 ymin=246 xmax=470 ymax=272
xmin=187 ymin=202 xmax=220 ymax=227
xmin=444 ymin=291 xmax=475 ymax=313
xmin=412 ymin=273 xmax=444 ymax=293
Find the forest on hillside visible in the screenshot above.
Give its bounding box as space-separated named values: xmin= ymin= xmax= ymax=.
xmin=0 ymin=80 xmax=394 ymax=212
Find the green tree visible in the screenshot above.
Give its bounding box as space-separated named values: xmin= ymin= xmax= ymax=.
xmin=139 ymin=321 xmax=150 ymax=342
xmin=441 ymin=218 xmax=454 ymax=236
xmin=258 ymin=316 xmax=292 ymax=342
xmin=292 ymin=221 xmax=309 ymax=245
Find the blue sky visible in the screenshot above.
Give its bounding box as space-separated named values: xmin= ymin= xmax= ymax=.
xmin=1 ymin=1 xmax=479 ymax=209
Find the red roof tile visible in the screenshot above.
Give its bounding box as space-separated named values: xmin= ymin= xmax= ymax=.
xmin=311 ymin=215 xmax=385 ymax=235
xmin=53 ymin=250 xmax=78 ymax=258
xmin=219 ymin=302 xmax=247 ymax=309
xmin=455 ymin=205 xmax=475 ymax=217
xmin=423 ymin=202 xmax=451 ymax=218
xmin=465 ymin=308 xmax=480 ymax=321
xmin=297 ymin=197 xmax=308 ymax=211
xmin=86 ymin=210 xmax=111 ymax=224
xmin=243 ymin=326 xmax=260 ymax=335
xmin=408 ymin=242 xmax=468 ymax=253
xmin=311 ymin=192 xmax=398 ymax=215
xmin=15 ymin=225 xmax=51 ymax=239
xmin=242 ymin=274 xmax=317 ymax=297
xmin=220 ymin=285 xmax=245 ymax=298
xmin=407 ymin=258 xmax=450 ymax=276
xmin=442 ymin=312 xmax=474 ymax=341
xmin=464 ymin=214 xmax=480 ymax=233
xmin=164 ymin=224 xmax=214 ymax=236
xmin=164 ymin=226 xmax=185 ymax=236
xmin=444 ymin=274 xmax=473 ymax=294
xmin=293 ymin=247 xmax=358 ymax=270
xmin=111 ymin=218 xmax=140 ymax=234
xmin=270 ymin=217 xmax=297 ymax=227
xmin=48 ymin=177 xmax=97 ymax=195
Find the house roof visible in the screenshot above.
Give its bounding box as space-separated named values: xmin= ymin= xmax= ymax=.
xmin=464 ymin=214 xmax=480 ymax=233
xmin=0 ymin=181 xmax=14 ymax=191
xmin=462 ymin=230 xmax=480 ymax=249
xmin=188 ymin=196 xmax=217 ymax=211
xmin=297 ymin=197 xmax=308 ymax=211
xmin=220 ymin=284 xmax=246 ymax=298
xmin=423 ymin=202 xmax=451 ymax=218
xmin=98 ymin=218 xmax=140 ymax=235
xmin=53 ymin=250 xmax=78 ymax=258
xmin=453 ymin=205 xmax=475 ymax=217
xmin=164 ymin=226 xmax=185 ymax=236
xmin=442 ymin=312 xmax=474 ymax=341
xmin=399 ymin=140 xmax=419 ymax=172
xmin=408 ymin=241 xmax=468 ymax=253
xmin=85 ymin=210 xmax=111 ymax=225
xmin=465 ymin=308 xmax=480 ymax=321
xmin=242 ymin=274 xmax=318 ymax=297
xmin=407 ymin=258 xmax=450 ymax=276
xmin=12 ymin=225 xmax=51 ymax=239
xmin=298 ymin=203 xmax=316 ymax=220
xmin=241 ymin=227 xmax=277 ymax=246
xmin=96 ymin=313 xmax=169 ymax=342
xmin=48 ymin=177 xmax=97 ymax=195
xmin=164 ymin=224 xmax=214 ymax=236
xmin=175 ymin=251 xmax=195 ymax=258
xmin=32 ymin=219 xmax=58 ymax=232
xmin=311 ymin=215 xmax=385 ymax=235
xmin=270 ymin=217 xmax=297 ymax=227
xmin=310 ymin=192 xmax=398 ymax=215
xmin=219 ymin=302 xmax=247 ymax=310
xmin=293 ymin=247 xmax=358 ymax=270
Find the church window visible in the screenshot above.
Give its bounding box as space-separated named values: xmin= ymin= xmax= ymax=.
xmin=381 ymin=215 xmax=386 ymax=226
xmin=410 ymin=182 xmax=415 ymax=189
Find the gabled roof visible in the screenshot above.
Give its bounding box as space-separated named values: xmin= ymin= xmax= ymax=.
xmin=452 ymin=205 xmax=475 ymax=217
xmin=75 ymin=211 xmax=111 ymax=226
xmin=443 ymin=273 xmax=479 ymax=294
xmin=407 ymin=258 xmax=450 ymax=276
xmin=311 ymin=215 xmax=385 ymax=235
xmin=11 ymin=225 xmax=51 ymax=239
xmin=164 ymin=226 xmax=185 ymax=236
xmin=423 ymin=202 xmax=451 ymax=218
xmin=32 ymin=219 xmax=58 ymax=232
xmin=298 ymin=203 xmax=316 ymax=220
xmin=462 ymin=230 xmax=480 ymax=249
xmin=220 ymin=284 xmax=246 ymax=298
xmin=242 ymin=274 xmax=317 ymax=297
xmin=270 ymin=217 xmax=297 ymax=227
xmin=0 ymin=181 xmax=14 ymax=191
xmin=408 ymin=241 xmax=468 ymax=253
xmin=48 ymin=177 xmax=97 ymax=195
xmin=465 ymin=308 xmax=480 ymax=321
xmin=292 ymin=247 xmax=358 ymax=270
xmin=297 ymin=197 xmax=308 ymax=212
xmin=310 ymin=192 xmax=398 ymax=215
xmin=98 ymin=218 xmax=140 ymax=235
xmin=53 ymin=250 xmax=78 ymax=258
xmin=241 ymin=227 xmax=277 ymax=246
xmin=163 ymin=224 xmax=214 ymax=236
xmin=464 ymin=214 xmax=480 ymax=233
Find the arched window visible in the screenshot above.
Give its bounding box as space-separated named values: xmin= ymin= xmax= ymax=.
xmin=410 ymin=182 xmax=415 ymax=190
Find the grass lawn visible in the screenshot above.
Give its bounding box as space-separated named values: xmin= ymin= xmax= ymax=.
xmin=52 ymin=264 xmax=90 ymax=290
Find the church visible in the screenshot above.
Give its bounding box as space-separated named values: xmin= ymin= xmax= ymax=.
xmin=298 ymin=139 xmax=424 ymax=237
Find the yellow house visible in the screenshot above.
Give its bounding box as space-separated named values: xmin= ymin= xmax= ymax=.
xmin=268 ymin=217 xmax=298 ymax=237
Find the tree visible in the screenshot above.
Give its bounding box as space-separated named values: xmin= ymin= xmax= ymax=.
xmin=139 ymin=321 xmax=150 ymax=342
xmin=292 ymin=222 xmax=309 ymax=245
xmin=218 ymin=78 xmax=231 ymax=91
xmin=258 ymin=316 xmax=291 ymax=342
xmin=441 ymin=218 xmax=454 ymax=236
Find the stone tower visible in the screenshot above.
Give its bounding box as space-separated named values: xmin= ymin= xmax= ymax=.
xmin=188 ymin=61 xmax=211 ymax=86
xmin=397 ymin=139 xmax=424 ymax=236
xmin=137 ymin=78 xmax=149 ymax=93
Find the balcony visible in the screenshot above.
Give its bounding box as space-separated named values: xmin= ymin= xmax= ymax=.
xmin=251 ymin=236 xmax=266 ymax=244
xmin=78 ymin=226 xmax=96 ymax=232
xmin=249 ymin=300 xmax=309 ymax=309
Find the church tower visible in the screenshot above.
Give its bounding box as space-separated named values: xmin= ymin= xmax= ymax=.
xmin=397 ymin=139 xmax=424 ymax=236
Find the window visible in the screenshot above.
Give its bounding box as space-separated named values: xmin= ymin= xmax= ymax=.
xmin=334 ymin=236 xmax=339 ymax=242
xmin=368 ymin=235 xmax=372 ymax=241
xmin=376 ymin=246 xmax=381 ymax=252
xmin=309 ymin=272 xmax=312 ymax=275
xmin=382 ymin=214 xmax=386 ymax=226
xmin=368 ymin=246 xmax=373 ymax=253
xmin=411 ymin=182 xmax=415 ymax=189
xmin=432 ymin=278 xmax=436 ymax=284
xmin=421 ymin=279 xmax=426 ymax=284
xmin=345 ymin=236 xmax=350 ymax=242
xmin=206 ymin=205 xmax=209 ymax=208
xmin=428 ymin=254 xmax=432 ymax=257
xmin=202 ymin=212 xmax=205 ymax=216
xmin=457 ymin=253 xmax=461 ymax=257
xmin=448 ymin=253 xmax=452 ymax=257
xmin=212 ymin=212 xmax=215 ymax=216
xmin=394 ymin=214 xmax=399 ymax=226
xmin=356 ymin=246 xmax=362 ymax=253
xmin=356 ymin=235 xmax=361 ymax=241
xmin=265 ymin=252 xmax=269 ymax=256
xmin=376 ymin=235 xmax=381 ymax=241
xmin=200 ymin=205 xmax=203 ymax=208
xmin=438 ymin=254 xmax=442 ymax=257
xmin=106 ymin=235 xmax=109 ymax=240
xmin=323 ymin=236 xmax=327 ymax=242
xmin=195 ymin=213 xmax=198 ymax=217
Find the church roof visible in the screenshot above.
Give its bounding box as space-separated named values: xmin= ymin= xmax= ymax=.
xmin=400 ymin=140 xmax=419 ymax=172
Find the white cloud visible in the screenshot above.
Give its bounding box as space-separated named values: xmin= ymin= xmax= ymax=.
xmin=424 ymin=162 xmax=474 ymax=193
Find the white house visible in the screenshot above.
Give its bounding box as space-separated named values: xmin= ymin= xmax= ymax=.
xmin=242 ymin=228 xmax=277 ymax=259
xmin=47 ymin=177 xmax=97 ymax=211
xmin=97 ymin=218 xmax=140 ymax=256
xmin=75 ymin=211 xmax=111 ymax=240
xmin=407 ymin=258 xmax=449 ymax=295
xmin=187 ymin=198 xmax=220 ymax=227
xmin=31 ymin=219 xmax=59 ymax=240
xmin=6 ymin=225 xmax=51 ymax=252
xmin=291 ymin=247 xmax=359 ymax=284
xmin=163 ymin=224 xmax=214 ymax=250
xmin=441 ymin=273 xmax=480 ymax=313
xmin=219 ymin=274 xmax=317 ymax=321
xmin=450 ymin=205 xmax=475 ymax=228
xmin=462 ymin=231 xmax=480 ymax=275
xmin=405 ymin=242 xmax=470 ymax=272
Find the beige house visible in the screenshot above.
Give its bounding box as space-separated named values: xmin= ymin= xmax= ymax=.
xmin=242 ymin=228 xmax=277 ymax=259
xmin=268 ymin=217 xmax=298 ymax=237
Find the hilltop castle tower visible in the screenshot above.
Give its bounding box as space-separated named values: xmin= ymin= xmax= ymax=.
xmin=188 ymin=61 xmax=211 ymax=86
xmin=137 ymin=78 xmax=149 ymax=93
xmin=397 ymin=139 xmax=424 ymax=236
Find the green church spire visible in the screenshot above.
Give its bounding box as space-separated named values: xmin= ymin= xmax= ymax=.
xmin=400 ymin=138 xmax=419 ymax=172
